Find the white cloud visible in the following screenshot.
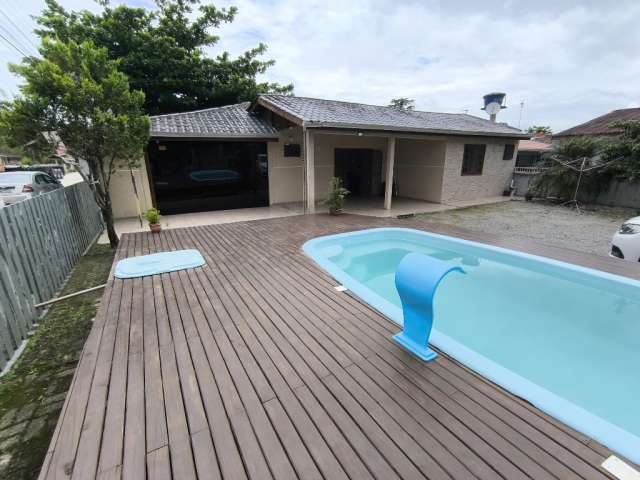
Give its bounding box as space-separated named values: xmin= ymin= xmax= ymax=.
xmin=2 ymin=0 xmax=639 ymax=132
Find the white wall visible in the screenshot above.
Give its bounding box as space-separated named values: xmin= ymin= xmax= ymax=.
xmin=109 ymin=161 xmax=154 ymax=219
xmin=440 ymin=137 xmax=518 ymax=203
xmin=394 ymin=138 xmax=446 ymax=203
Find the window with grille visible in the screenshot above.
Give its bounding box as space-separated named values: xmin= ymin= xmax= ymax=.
xmin=461 ymin=144 xmax=486 ymax=175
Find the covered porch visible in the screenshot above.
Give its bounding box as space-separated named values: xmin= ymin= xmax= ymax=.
xmin=302 ymin=129 xmax=448 ymax=213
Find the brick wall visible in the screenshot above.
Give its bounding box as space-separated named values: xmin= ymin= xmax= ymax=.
xmin=440 ymin=137 xmax=517 ymax=203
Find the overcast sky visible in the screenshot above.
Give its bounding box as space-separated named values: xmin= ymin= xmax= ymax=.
xmin=1 ymin=0 xmax=639 ymax=132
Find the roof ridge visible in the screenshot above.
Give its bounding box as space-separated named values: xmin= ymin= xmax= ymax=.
xmin=260 ymin=93 xmax=465 ymax=117
xmin=150 ymin=102 xmax=250 ymax=119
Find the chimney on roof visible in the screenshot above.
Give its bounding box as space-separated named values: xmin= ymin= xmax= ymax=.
xmin=482 ymin=92 xmax=507 ymax=122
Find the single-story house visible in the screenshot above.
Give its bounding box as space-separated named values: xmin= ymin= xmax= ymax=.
xmin=554 ymin=107 xmax=640 ymax=141
xmin=109 ymin=95 xmax=527 ymax=218
xmin=511 ymin=139 xmax=554 ymax=196
xmin=514 ymin=139 xmax=552 ymax=170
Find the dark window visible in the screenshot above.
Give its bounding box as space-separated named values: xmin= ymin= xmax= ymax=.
xmin=461 ymin=144 xmax=486 ymax=175
xmin=503 ymin=144 xmax=515 ymax=160
xmin=148 ymin=140 xmax=269 ymax=215
xmin=284 ymin=143 xmax=301 ymax=157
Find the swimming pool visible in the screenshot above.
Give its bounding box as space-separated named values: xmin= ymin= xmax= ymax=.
xmin=303 ymin=227 xmax=640 ymax=464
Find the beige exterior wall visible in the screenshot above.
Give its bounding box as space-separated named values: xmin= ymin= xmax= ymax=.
xmin=440 ymin=137 xmax=518 ymax=203
xmin=394 ymin=138 xmax=446 ymax=203
xmin=313 ymin=133 xmax=388 ymax=199
xmin=110 ymin=160 xmax=154 ymax=219
xmin=268 ymin=127 xmax=304 ymax=204
xmin=113 ymin=130 xmax=520 ymax=218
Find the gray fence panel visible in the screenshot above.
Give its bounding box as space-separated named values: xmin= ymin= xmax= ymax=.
xmin=0 ymin=182 xmax=103 ymax=369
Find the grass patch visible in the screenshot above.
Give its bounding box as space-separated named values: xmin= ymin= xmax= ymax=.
xmin=0 ymin=244 xmax=115 ymax=480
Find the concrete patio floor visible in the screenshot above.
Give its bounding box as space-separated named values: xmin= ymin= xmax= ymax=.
xmin=99 ymin=196 xmax=511 ymax=243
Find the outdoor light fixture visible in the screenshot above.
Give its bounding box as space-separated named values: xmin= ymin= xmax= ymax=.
xmin=357 ymin=131 xmax=364 ymax=136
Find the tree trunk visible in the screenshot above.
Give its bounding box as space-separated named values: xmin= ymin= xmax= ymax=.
xmin=101 ymin=203 xmax=119 ymax=248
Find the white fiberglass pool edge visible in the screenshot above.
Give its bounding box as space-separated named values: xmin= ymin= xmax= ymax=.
xmin=302 ymin=227 xmax=640 ymax=465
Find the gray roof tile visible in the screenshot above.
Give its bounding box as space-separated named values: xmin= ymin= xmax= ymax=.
xmin=150 ymin=102 xmax=278 ymax=137
xmin=259 ymin=95 xmax=526 ymax=137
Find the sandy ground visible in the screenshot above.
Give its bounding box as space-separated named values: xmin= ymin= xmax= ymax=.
xmin=414 ymin=200 xmax=638 ymax=257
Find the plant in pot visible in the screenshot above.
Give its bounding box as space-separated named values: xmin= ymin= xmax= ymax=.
xmin=144 ymin=208 xmax=162 ymax=233
xmin=323 ymin=177 xmax=350 ymax=215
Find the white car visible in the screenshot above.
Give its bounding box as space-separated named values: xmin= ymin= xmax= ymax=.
xmin=611 ymin=216 xmax=640 ymax=262
xmin=0 ymin=171 xmax=62 ymax=206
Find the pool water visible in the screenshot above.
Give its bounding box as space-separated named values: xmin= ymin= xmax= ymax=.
xmin=303 ymin=228 xmax=640 ymax=463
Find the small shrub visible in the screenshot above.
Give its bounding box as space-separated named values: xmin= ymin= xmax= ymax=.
xmin=143 ymin=207 xmax=161 ymax=224
xmin=323 ymin=177 xmax=350 ymax=212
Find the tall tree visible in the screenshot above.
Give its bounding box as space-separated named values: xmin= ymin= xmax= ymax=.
xmin=35 ymin=0 xmax=293 ymax=115
xmin=389 ymin=97 xmax=415 ymax=110
xmin=526 ymin=125 xmax=552 ymax=134
xmin=0 ymin=39 xmax=150 ymax=247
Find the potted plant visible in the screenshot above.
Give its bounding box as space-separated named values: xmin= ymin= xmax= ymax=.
xmin=144 ymin=208 xmax=162 ymax=233
xmin=323 ymin=177 xmax=350 ymax=215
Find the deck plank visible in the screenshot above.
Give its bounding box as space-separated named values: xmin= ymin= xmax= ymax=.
xmin=39 ymin=214 xmax=630 ymax=479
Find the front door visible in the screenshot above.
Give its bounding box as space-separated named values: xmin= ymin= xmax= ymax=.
xmin=334 ymin=148 xmax=383 ymax=197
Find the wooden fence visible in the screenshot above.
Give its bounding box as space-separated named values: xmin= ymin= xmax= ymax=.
xmin=0 ymin=182 xmax=103 ymax=369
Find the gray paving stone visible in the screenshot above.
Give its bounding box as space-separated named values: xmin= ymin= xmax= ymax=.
xmin=0 ymin=421 xmax=27 ymax=440
xmin=15 ymin=404 xmax=36 ymax=424
xmin=43 ymin=392 xmax=67 ymax=405
xmin=0 ymin=432 xmax=20 ymax=451
xmin=24 ymin=416 xmax=46 ymax=441
xmin=0 ymin=409 xmax=17 ymax=430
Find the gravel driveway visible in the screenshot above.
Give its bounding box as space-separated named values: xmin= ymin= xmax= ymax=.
xmin=414 ymin=200 xmax=637 ymax=257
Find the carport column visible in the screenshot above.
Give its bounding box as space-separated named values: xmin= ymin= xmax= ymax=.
xmin=384 ymin=136 xmax=396 ymax=210
xmin=304 ymin=128 xmax=316 ymax=214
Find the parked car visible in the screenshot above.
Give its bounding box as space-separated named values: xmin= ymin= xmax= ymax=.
xmin=0 ymin=171 xmax=62 ymax=206
xmin=611 ymin=215 xmax=640 ymax=262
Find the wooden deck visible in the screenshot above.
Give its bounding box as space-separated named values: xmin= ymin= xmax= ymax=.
xmin=38 ymin=214 xmax=640 ymax=480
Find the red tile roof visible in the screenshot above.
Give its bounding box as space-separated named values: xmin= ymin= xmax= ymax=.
xmin=555 ymin=107 xmax=640 ymax=137
xmin=518 ymin=139 xmax=552 ymax=151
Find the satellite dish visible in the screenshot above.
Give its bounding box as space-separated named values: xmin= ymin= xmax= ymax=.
xmin=481 ymin=92 xmax=507 ymax=121
xmin=485 ymin=102 xmax=502 ymax=115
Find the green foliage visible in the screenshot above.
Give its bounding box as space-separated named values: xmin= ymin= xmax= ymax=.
xmin=323 ymin=177 xmax=350 ymax=211
xmin=20 ymin=156 xmax=33 ymax=166
xmin=529 ymin=137 xmax=607 ymax=201
xmin=35 ymin=0 xmax=293 ymax=115
xmin=602 ymin=120 xmax=640 ymax=182
xmin=389 ymin=97 xmax=415 ymax=110
xmin=144 ymin=207 xmax=161 ymax=224
xmin=530 ymin=124 xmax=640 ymax=202
xmin=526 ymin=125 xmax=552 ymax=134
xmin=0 ymin=38 xmax=150 ymax=247
xmin=0 ymin=137 xmax=24 ymax=156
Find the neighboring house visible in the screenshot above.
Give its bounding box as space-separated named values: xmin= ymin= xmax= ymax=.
xmin=511 ymin=139 xmax=553 ymax=196
xmin=514 ymin=139 xmax=552 ymax=171
xmin=554 ymin=107 xmax=640 ymax=141
xmin=109 ymin=94 xmax=527 ymax=218
xmin=0 ymin=151 xmax=21 ymax=172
